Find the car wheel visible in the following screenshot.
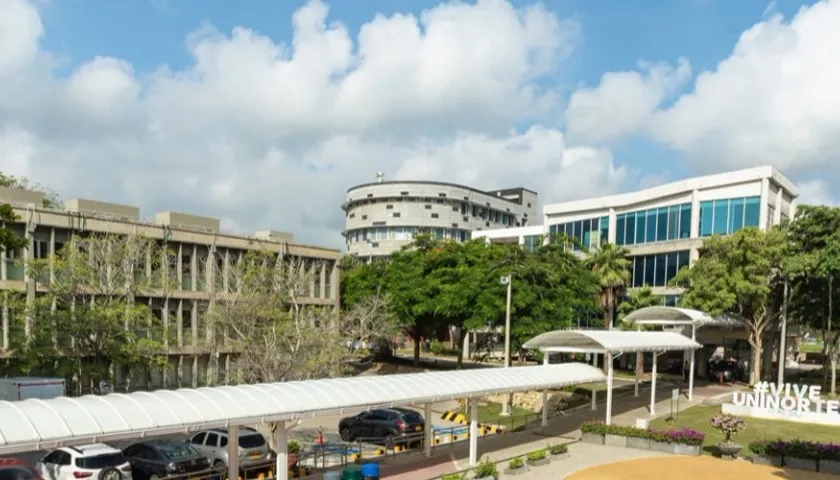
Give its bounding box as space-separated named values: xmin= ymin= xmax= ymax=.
xmin=213 ymin=460 xmax=226 ymax=472
xmin=340 ymin=427 xmax=353 ymax=442
xmin=98 ymin=468 xmax=122 ymax=480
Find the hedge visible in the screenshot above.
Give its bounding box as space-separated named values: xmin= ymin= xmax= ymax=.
xmin=580 ymin=421 xmax=705 ymax=446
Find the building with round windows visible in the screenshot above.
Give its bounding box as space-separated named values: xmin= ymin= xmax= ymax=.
xmin=342 ymin=174 xmax=538 ymax=258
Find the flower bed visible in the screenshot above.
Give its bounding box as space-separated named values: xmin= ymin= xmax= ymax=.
xmin=580 ymin=421 xmax=704 ymax=455
xmin=749 ymin=439 xmax=840 ymax=473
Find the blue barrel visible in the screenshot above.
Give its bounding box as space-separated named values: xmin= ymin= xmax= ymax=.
xmin=360 ymin=462 xmax=380 ymax=479
xmin=323 ymin=471 xmax=342 ymax=480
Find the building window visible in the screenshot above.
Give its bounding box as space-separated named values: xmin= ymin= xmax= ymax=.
xmin=386 ymin=204 xmax=393 ymax=209
xmin=361 ymin=214 xmax=367 ymax=220
xmin=629 ymin=250 xmax=690 ymax=288
xmin=425 ymin=204 xmax=432 ymax=210
xmin=34 ymin=240 xmax=49 ymax=259
xmin=393 ymin=212 xmax=401 ymax=218
xmin=431 ymin=213 xmax=439 ymax=218
xmin=617 ymin=203 xmax=692 ymax=246
xmin=523 ymin=235 xmax=542 ymax=252
xmin=548 ymin=216 xmax=609 ymax=251
xmin=699 ymin=196 xmax=760 ymax=237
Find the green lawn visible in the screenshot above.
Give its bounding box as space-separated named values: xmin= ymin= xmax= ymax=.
xmin=471 ymin=402 xmax=536 ymax=430
xmin=649 ymin=405 xmax=840 ymax=454
xmin=800 ymin=342 xmax=824 ymax=353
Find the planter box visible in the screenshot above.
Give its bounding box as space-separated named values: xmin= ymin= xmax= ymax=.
xmin=673 ymin=444 xmax=701 ymax=456
xmin=626 ymin=437 xmax=651 ymax=450
xmin=650 ymin=441 xmax=673 ymax=453
xmin=581 ymin=433 xmax=604 ymax=445
xmin=549 ymin=453 xmax=570 ymax=461
xmin=474 ymin=477 xmax=497 ymax=480
xmin=605 ymin=434 xmax=627 ymax=447
xmin=527 ymin=458 xmax=551 ymax=467
xmin=752 ymin=455 xmax=783 ymax=467
xmin=503 ymin=466 xmax=529 ymax=475
xmin=821 ymin=459 xmax=840 ymax=474
xmin=786 ymin=456 xmax=818 ymax=472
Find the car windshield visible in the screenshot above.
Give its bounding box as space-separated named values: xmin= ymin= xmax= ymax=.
xmin=158 ymin=443 xmax=198 ymax=460
xmin=0 ymin=468 xmax=37 ymax=480
xmin=238 ymin=435 xmax=266 ymax=449
xmin=75 ymin=453 xmax=126 ymax=469
xmin=400 ymin=412 xmax=424 ymax=424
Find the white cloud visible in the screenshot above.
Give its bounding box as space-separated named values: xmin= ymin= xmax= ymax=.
xmin=797 ymin=180 xmax=837 ymax=206
xmin=0 ymin=0 xmax=625 ymax=248
xmin=565 ymin=58 xmax=691 ymax=145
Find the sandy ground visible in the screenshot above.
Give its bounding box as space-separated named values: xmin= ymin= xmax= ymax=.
xmin=565 ymin=456 xmax=835 ymax=480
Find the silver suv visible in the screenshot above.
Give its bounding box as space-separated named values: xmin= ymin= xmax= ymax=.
xmin=187 ymin=428 xmax=272 ymax=471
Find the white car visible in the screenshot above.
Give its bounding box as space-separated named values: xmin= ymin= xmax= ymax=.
xmin=36 ymin=444 xmax=132 ymax=480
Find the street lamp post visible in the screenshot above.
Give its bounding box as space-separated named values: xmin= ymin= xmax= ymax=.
xmin=501 ymin=274 xmax=512 ymax=416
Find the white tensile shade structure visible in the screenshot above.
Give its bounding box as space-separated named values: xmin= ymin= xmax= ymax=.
xmin=0 ymin=363 xmax=606 ymax=472
xmin=623 ymin=306 xmax=746 ymax=401
xmin=523 ymin=330 xmax=701 ymax=424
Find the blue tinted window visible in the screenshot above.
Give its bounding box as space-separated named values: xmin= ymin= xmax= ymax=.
xmin=654 ymin=254 xmax=667 ymax=286
xmin=730 ymin=198 xmax=745 ymax=233
xmin=600 ymin=217 xmax=609 ymax=245
xmin=713 ymin=199 xmax=729 ymax=235
xmin=635 ymin=212 xmax=646 ymax=244
xmin=679 ymin=204 xmax=691 ymax=238
xmin=677 ymin=250 xmax=690 ymax=271
xmin=645 ymin=210 xmax=657 ymax=243
xmin=582 ymin=219 xmax=592 ymax=249
xmin=633 ymin=256 xmax=644 ymax=288
xmin=656 ymin=208 xmax=668 ymax=242
xmin=625 ymin=214 xmax=636 ymax=245
xmin=666 ymin=252 xmax=679 ymax=283
xmin=644 ymin=255 xmax=656 ymax=286
xmin=616 ymin=214 xmax=626 ymax=246
xmin=744 ymin=196 xmax=760 ymax=227
xmin=700 ymin=201 xmax=714 ymax=237
xmin=667 ymin=206 xmax=679 ymax=240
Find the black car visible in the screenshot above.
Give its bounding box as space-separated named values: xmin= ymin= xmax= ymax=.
xmin=123 ymin=440 xmax=211 ymax=480
xmin=338 ymin=408 xmax=425 ymax=446
xmin=708 ymin=359 xmax=744 ymax=383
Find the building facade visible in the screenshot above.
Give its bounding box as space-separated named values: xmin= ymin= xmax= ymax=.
xmin=474 ymin=166 xmax=799 ymax=303
xmin=343 ymin=175 xmax=538 ymax=258
xmin=0 ymin=186 xmax=341 ymax=390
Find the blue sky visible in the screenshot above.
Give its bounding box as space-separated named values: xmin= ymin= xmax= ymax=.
xmin=2 ymin=0 xmax=836 ymax=246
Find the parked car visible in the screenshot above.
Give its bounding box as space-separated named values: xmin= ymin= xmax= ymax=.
xmin=368 ymin=338 xmax=393 ymax=360
xmin=36 ymin=444 xmax=132 ymax=480
xmin=187 ymin=428 xmax=271 ymax=471
xmin=123 ymin=440 xmax=210 ymax=480
xmin=0 ymin=458 xmax=43 ymax=480
xmin=708 ymin=359 xmax=744 ymax=382
xmin=338 ymin=408 xmax=425 ymax=446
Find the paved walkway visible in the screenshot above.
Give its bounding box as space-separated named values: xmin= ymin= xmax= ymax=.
xmin=371 ymin=381 xmax=735 ymax=479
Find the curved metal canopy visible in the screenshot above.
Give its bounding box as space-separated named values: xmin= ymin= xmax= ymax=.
xmin=622 ymin=306 xmax=746 ymax=328
xmin=0 ymin=363 xmax=605 ymax=454
xmin=523 ymin=330 xmax=702 ymax=354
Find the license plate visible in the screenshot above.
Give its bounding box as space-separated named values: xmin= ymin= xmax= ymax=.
xmin=415 ymin=426 xmax=422 ymax=431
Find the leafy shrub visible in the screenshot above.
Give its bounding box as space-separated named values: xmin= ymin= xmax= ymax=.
xmin=526 ymin=449 xmax=547 ymax=462
xmin=507 ymin=457 xmax=525 ymax=470
xmin=547 ymin=443 xmax=568 ymax=455
xmin=441 ymin=473 xmax=467 ymax=480
xmin=287 ymin=441 xmax=301 ymax=454
xmin=749 ymin=439 xmax=840 ymax=461
xmin=579 ymin=421 xmax=705 ymax=446
xmin=472 ymin=456 xmax=499 ymax=479
xmin=430 ymin=340 xmax=446 ymax=356
xmin=711 ymin=414 xmax=746 ymax=441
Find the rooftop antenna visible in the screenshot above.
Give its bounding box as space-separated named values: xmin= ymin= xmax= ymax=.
xmin=375 ymin=171 xmax=385 ymax=183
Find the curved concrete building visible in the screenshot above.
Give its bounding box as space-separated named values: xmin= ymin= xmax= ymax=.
xmin=343 ymin=176 xmax=538 ymax=258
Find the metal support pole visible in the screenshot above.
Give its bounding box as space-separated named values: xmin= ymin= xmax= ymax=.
xmin=274 ymin=422 xmax=288 ymax=480
xmin=542 ymin=354 xmax=549 ymax=428
xmin=591 ymin=353 xmax=598 ymax=411
xmin=424 ymin=403 xmax=433 ymax=458
xmin=501 ymin=275 xmax=513 ymax=416
xmin=689 ymin=324 xmax=696 ymax=401
xmin=227 ymin=425 xmax=239 ymax=480
xmin=778 ymin=279 xmax=789 ymax=387
xmin=650 ymin=354 xmax=658 ymax=416
xmin=635 ymin=326 xmax=641 ymax=397
xmin=469 ymin=398 xmax=479 ymax=466
xmin=605 ymin=352 xmax=615 ymax=425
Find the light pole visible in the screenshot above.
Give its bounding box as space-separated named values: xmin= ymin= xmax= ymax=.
xmin=501 ymin=274 xmax=512 ymax=416
xmin=777 ymin=278 xmax=789 ymax=387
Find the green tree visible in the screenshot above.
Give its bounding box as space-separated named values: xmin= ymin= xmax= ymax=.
xmin=587 ymin=243 xmax=632 ymax=330
xmin=673 ymin=228 xmax=787 ymax=384
xmin=617 ymin=286 xmax=663 ymax=327
xmin=785 ymin=205 xmax=840 ymax=392
xmin=0 ymin=203 xmax=26 ymax=254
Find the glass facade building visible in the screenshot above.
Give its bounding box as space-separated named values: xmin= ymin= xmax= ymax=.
xmin=616 ymin=203 xmax=691 ymax=246
xmin=630 ymin=250 xmax=690 ymax=288
xmin=699 ymin=196 xmax=760 ymax=237
xmin=548 ymin=216 xmax=609 ymax=251
xmin=523 ymin=234 xmax=542 ymax=252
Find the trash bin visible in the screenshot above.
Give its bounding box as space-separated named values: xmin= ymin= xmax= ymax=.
xmin=361 ymin=462 xmax=380 ymax=480
xmin=323 ymin=471 xmax=341 ymax=480
xmin=341 ymin=465 xmax=363 ymax=480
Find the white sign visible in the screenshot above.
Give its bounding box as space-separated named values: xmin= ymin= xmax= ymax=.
xmin=672 ymin=388 xmax=680 ymax=401
xmin=725 ymin=381 xmax=840 ymax=425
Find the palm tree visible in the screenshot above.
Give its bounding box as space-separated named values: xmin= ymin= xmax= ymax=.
xmin=586 ymin=243 xmax=632 ymax=330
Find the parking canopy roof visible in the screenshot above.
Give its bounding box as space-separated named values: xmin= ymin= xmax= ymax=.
xmin=622 ymin=306 xmax=745 ymax=328
xmin=523 ymin=330 xmax=702 ymax=354
xmin=0 ymin=363 xmax=605 ymax=454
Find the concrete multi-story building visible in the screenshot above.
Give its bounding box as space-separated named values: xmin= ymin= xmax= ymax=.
xmin=0 ymin=186 xmax=340 ymax=390
xmin=342 ymin=173 xmax=538 ymax=258
xmin=474 ymin=166 xmax=799 ymax=304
